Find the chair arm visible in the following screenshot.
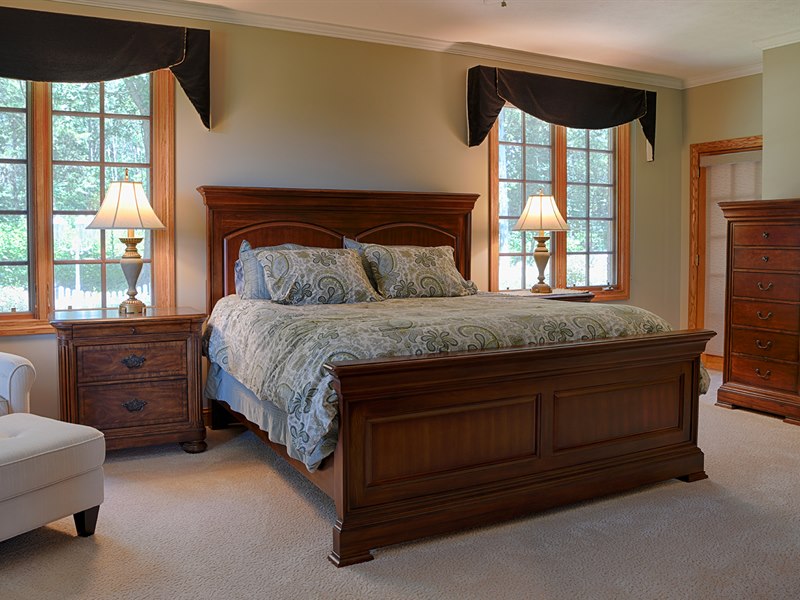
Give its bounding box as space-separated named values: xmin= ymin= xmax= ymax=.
xmin=0 ymin=352 xmax=36 ymax=414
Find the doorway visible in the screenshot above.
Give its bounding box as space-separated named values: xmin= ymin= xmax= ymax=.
xmin=688 ymin=136 xmax=763 ymax=369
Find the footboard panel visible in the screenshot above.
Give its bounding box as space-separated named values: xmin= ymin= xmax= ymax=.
xmin=325 ymin=329 xmax=714 ymax=566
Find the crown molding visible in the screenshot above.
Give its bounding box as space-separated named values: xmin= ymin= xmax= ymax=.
xmin=754 ymin=29 xmax=800 ymax=50
xmin=683 ymin=62 xmax=763 ymax=89
xmin=53 ymin=0 xmax=687 ymax=88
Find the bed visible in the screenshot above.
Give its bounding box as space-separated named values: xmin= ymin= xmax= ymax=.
xmin=199 ymin=185 xmax=714 ymax=567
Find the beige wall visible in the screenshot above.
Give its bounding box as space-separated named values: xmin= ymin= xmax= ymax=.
xmin=763 ymin=42 xmax=800 ymax=199
xmin=678 ymin=74 xmax=763 ymax=326
xmin=1 ymin=0 xmax=686 ymax=417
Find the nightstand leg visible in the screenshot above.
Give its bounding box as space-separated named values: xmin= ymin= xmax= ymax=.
xmin=180 ymin=440 xmax=208 ymax=453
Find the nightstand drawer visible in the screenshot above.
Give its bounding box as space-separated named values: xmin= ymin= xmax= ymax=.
xmin=730 ymin=327 xmax=799 ymax=362
xmin=79 ymin=380 xmax=188 ymax=430
xmin=732 ymin=248 xmax=800 ymax=271
xmin=73 ymin=321 xmax=194 ymax=338
xmin=731 ymin=300 xmax=799 ymax=332
xmin=732 ymin=271 xmax=800 ymax=302
xmin=729 ymin=356 xmax=798 ymax=393
xmin=733 ymin=224 xmax=800 ymax=247
xmin=76 ymin=340 xmax=187 ymax=383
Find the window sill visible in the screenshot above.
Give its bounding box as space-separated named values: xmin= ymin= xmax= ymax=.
xmin=0 ymin=319 xmax=55 ymax=336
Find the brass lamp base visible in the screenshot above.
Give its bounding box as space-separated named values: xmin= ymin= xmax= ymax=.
xmin=119 ymin=234 xmax=146 ymax=315
xmin=530 ymin=233 xmax=553 ymax=295
xmin=530 ymin=282 xmax=553 ymax=294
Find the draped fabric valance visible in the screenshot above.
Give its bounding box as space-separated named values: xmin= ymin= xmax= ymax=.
xmin=467 ymin=65 xmax=657 ymax=161
xmin=0 ymin=7 xmax=210 ymax=128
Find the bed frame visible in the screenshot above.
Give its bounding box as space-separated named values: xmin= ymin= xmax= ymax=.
xmin=199 ymin=185 xmax=714 ymax=567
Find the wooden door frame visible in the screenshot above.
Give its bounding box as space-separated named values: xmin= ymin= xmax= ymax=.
xmin=688 ymin=135 xmax=762 ymax=332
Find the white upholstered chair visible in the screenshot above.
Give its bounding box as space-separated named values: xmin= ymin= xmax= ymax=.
xmin=0 ymin=352 xmax=105 ymax=542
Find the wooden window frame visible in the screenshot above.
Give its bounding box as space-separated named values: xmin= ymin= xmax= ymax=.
xmin=0 ymin=70 xmax=175 ymax=336
xmin=489 ymin=118 xmax=630 ymax=301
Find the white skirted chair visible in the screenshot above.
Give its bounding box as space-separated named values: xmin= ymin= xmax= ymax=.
xmin=0 ymin=352 xmax=106 ymax=542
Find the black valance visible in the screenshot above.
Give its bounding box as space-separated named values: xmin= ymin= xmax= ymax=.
xmin=0 ymin=7 xmax=210 ymax=128
xmin=467 ymin=65 xmax=656 ymax=161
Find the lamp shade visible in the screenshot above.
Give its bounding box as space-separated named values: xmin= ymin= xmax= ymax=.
xmin=87 ymin=177 xmax=165 ymax=231
xmin=512 ymin=193 xmax=569 ymax=233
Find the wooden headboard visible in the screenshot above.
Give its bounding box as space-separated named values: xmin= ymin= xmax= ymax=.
xmin=198 ymin=186 xmax=479 ymax=313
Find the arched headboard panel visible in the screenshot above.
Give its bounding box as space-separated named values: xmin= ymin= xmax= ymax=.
xmin=199 ymin=186 xmax=479 ymax=312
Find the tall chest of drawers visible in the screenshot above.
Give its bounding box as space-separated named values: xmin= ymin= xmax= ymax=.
xmin=717 ymin=199 xmax=800 ymax=424
xmin=51 ymin=307 xmax=208 ymax=451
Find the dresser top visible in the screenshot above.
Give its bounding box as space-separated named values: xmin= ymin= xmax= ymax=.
xmin=50 ymin=306 xmax=205 ymax=325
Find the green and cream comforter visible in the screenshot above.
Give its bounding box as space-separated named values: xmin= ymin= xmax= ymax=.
xmin=204 ymin=293 xmax=701 ymax=471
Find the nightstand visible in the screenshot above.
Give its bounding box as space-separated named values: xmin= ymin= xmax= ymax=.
xmin=50 ymin=307 xmax=207 ymax=453
xmin=499 ymin=289 xmax=595 ymax=302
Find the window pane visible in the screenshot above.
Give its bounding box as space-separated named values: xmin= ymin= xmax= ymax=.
xmin=566 ymin=149 xmax=587 ymax=182
xmin=53 ymin=214 xmax=100 ymax=260
xmin=589 ymin=151 xmax=612 ymax=184
xmin=589 ymin=129 xmax=611 ymax=150
xmin=0 ymin=214 xmax=28 ymax=261
xmin=52 ymin=115 xmax=100 ymax=161
xmin=498 ymin=144 xmax=523 ymax=179
xmin=589 ymin=253 xmax=613 ymax=286
xmin=524 ymin=116 xmax=550 ymax=145
xmin=566 ymin=254 xmax=587 ymax=287
xmin=567 ymin=184 xmax=588 ymax=218
xmin=105 ymin=118 xmax=150 ymax=164
xmin=499 ymin=181 xmax=523 ymax=216
xmin=0 ymin=265 xmax=29 ymax=312
xmin=54 ymin=263 xmax=103 ymax=310
xmin=105 ymin=166 xmax=151 ymax=199
xmin=53 ymin=165 xmax=101 ymax=212
xmin=0 ymin=163 xmax=27 ymax=210
xmin=566 ymin=128 xmax=587 ymax=148
xmin=589 ymin=186 xmax=613 ymax=218
xmin=0 ymin=78 xmax=26 ymax=108
xmin=499 ymin=219 xmax=523 ymax=253
xmin=105 ymin=75 xmax=150 ymax=116
xmin=525 ymin=146 xmax=551 ymax=181
xmin=52 ymin=82 xmax=100 ymax=113
xmin=567 ymin=219 xmax=587 ymax=252
xmin=590 ymin=220 xmax=613 ymax=252
xmin=525 ymin=182 xmax=552 ymax=199
xmin=498 ymin=255 xmax=523 ymax=290
xmin=0 ymin=112 xmax=27 ymax=160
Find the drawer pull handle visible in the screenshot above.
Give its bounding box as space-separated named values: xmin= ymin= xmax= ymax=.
xmin=130 ymin=327 xmax=136 ymax=334
xmin=754 ymin=368 xmax=771 ymax=380
xmin=761 ymin=256 xmax=769 ymax=262
xmin=756 ymin=311 xmax=773 ymax=320
xmin=122 ymin=398 xmax=148 ymax=412
xmin=755 ymin=339 xmax=773 ymax=350
xmin=757 ymin=281 xmax=773 ymax=291
xmin=762 ymin=231 xmax=770 ymax=239
xmin=121 ymin=354 xmax=146 ymax=369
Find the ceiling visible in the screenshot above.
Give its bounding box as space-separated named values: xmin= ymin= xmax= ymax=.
xmin=60 ymin=0 xmax=800 ymax=88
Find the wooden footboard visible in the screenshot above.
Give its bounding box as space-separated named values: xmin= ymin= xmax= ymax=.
xmin=325 ymin=329 xmax=714 ymax=566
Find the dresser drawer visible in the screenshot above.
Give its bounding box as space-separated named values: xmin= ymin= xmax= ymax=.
xmin=76 ymin=340 xmax=187 ymax=383
xmin=731 ymin=300 xmax=800 ymax=332
xmin=729 ymin=355 xmax=798 ymax=393
xmin=72 ymin=321 xmax=194 ymax=338
xmin=730 ymin=327 xmax=799 ymax=362
xmin=79 ymin=380 xmax=188 ymax=430
xmin=733 ymin=224 xmax=800 ymax=247
xmin=732 ymin=248 xmax=800 ymax=271
xmin=732 ymin=271 xmax=800 ymax=302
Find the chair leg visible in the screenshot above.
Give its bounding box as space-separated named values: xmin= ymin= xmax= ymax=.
xmin=74 ymin=505 xmax=100 ymax=537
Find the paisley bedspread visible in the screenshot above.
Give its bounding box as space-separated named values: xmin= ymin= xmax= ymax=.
xmin=204 ymin=293 xmax=697 ymax=471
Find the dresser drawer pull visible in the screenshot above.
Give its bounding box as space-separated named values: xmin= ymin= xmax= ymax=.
xmin=761 ymin=256 xmax=769 ymax=262
xmin=121 ymin=354 xmax=146 ymax=369
xmin=756 ymin=281 xmax=774 ymax=291
xmin=754 ymin=368 xmax=771 ymax=380
xmin=122 ymin=398 xmax=148 ymax=412
xmin=762 ymin=231 xmax=770 ymax=239
xmin=755 ymin=339 xmax=773 ymax=350
xmin=756 ymin=311 xmax=773 ymax=320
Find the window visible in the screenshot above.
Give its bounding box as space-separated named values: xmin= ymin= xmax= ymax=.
xmin=0 ymin=71 xmax=174 ymax=335
xmin=491 ymin=105 xmax=630 ymax=300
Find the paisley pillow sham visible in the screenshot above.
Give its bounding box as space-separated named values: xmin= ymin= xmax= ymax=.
xmin=361 ymin=243 xmax=478 ymax=298
xmin=257 ymin=247 xmax=381 ymax=305
xmin=236 ymin=240 xmax=304 ymax=299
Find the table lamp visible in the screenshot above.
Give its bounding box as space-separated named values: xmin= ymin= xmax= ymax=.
xmin=512 ymin=191 xmax=569 ymax=294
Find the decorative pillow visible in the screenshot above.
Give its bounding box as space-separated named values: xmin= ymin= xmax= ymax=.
xmin=361 ymin=243 xmax=478 ymax=298
xmin=343 ymin=237 xmax=379 ymax=288
xmin=237 ymin=240 xmax=304 ymax=299
xmin=257 ymin=248 xmax=382 ymax=305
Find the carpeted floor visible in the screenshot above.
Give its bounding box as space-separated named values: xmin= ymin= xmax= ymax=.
xmin=1 ymin=371 xmax=799 ymax=600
